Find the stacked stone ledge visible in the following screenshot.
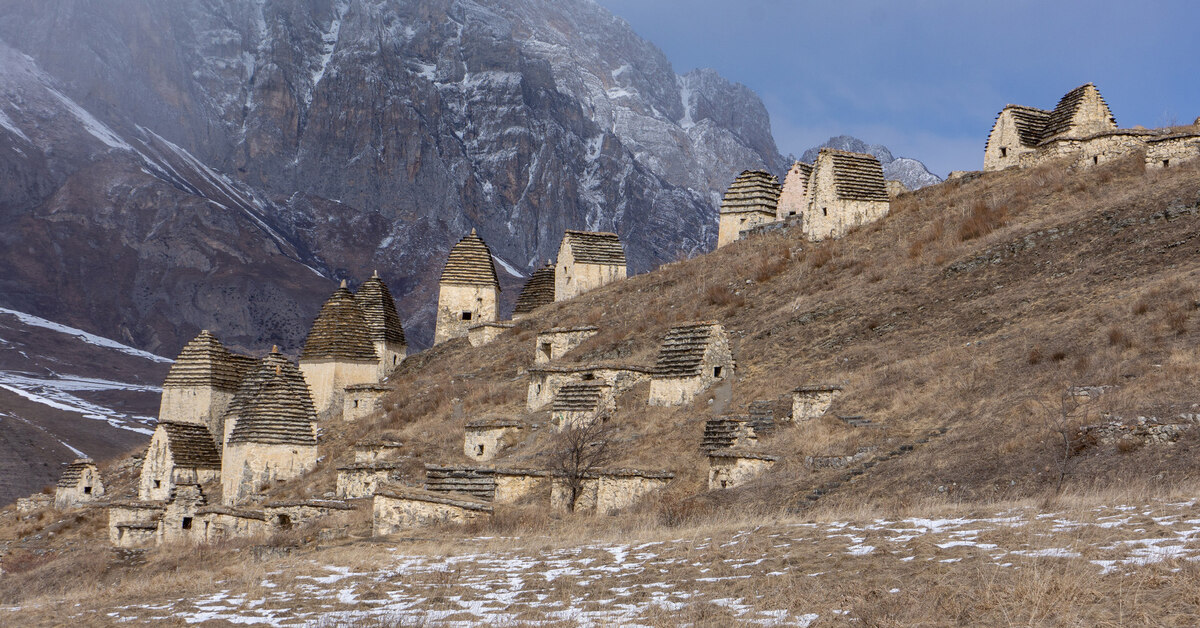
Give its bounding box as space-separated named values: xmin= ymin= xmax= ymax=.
xmin=355 ymin=270 xmax=408 ymax=378
xmin=707 ymin=450 xmax=778 ymax=490
xmin=513 ymin=262 xmax=556 ymax=317
xmin=551 ymin=381 xmax=614 ymax=430
xmin=648 ymin=321 xmax=734 ymax=407
xmin=139 ymin=421 xmax=222 ymax=501
xmin=701 ymin=416 xmax=757 ymax=452
xmin=717 ymin=170 xmax=782 ymax=248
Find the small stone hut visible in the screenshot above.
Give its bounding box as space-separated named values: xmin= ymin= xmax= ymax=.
xmin=54 ymin=458 xmax=104 ymax=509
xmin=701 ymin=416 xmax=758 ymax=452
xmin=373 ymin=485 xmax=492 ymax=534
xmin=434 ymin=229 xmax=501 ymax=345
xmin=423 ymin=466 xmax=552 ymax=506
xmin=708 ymin=451 xmax=778 ymax=490
xmin=354 ymin=271 xmax=408 ymax=378
xmin=512 ymin=262 xmax=556 ymax=318
xmin=299 ymin=281 xmax=380 ymax=415
xmin=138 ymin=421 xmax=221 ymax=501
xmin=343 ymin=383 xmax=389 ymax=422
xmin=468 ymin=321 xmax=514 ymax=347
xmin=221 ymin=352 xmax=319 ymax=506
xmin=983 ymin=83 xmax=1119 ymax=171
xmin=717 ymin=170 xmax=781 ymax=248
xmin=792 ymin=384 xmax=843 ymax=422
xmin=526 ymin=364 xmax=652 ymax=411
xmin=554 ymin=230 xmax=627 ymax=301
xmin=803 ymin=149 xmax=890 ymax=241
xmin=336 ymin=461 xmax=406 ymax=499
xmin=158 ymin=330 xmax=256 ymax=444
xmin=1146 ymin=134 xmax=1200 ymax=170
xmin=157 ymin=483 xmax=206 ymax=545
xmin=263 ymin=499 xmax=354 ymax=530
xmin=648 ymin=322 xmax=734 ymax=407
xmin=984 ymin=104 xmax=1052 ymax=171
xmin=551 ymin=382 xmax=614 ymax=431
xmin=534 ymin=325 xmax=598 ymax=364
xmin=776 ymin=161 xmax=813 ymax=220
xmin=107 ymin=501 xmax=165 ymax=547
xmin=464 ymin=418 xmax=524 ymax=461
xmin=550 ymin=469 xmax=674 ymax=513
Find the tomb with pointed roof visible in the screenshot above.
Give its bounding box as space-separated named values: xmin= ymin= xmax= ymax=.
xmin=434 ymin=229 xmax=501 ymax=345
xmin=555 ymin=230 xmax=627 ymax=302
xmin=55 ymin=458 xmax=104 ymax=509
xmin=803 ymin=148 xmax=891 ymax=241
xmin=776 ymin=161 xmax=813 ymax=221
xmin=717 ymin=170 xmax=782 ymax=248
xmin=513 ymin=262 xmax=556 ymax=318
xmin=355 ymin=270 xmax=407 ymax=377
xmin=299 ymin=280 xmax=381 ymax=415
xmin=139 ymin=421 xmax=222 ymax=501
xmin=159 ymin=330 xmax=256 ymax=441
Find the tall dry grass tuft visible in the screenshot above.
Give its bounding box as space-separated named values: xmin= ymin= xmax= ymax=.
xmin=958 ymin=198 xmax=1008 ymax=241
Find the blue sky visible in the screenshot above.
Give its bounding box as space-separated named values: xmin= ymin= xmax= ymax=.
xmin=595 ymin=0 xmax=1200 ymax=176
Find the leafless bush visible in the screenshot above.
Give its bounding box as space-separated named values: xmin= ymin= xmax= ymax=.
xmin=549 ymin=415 xmax=617 ymax=512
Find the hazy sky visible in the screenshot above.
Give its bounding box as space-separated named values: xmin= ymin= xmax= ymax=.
xmin=595 ymin=0 xmax=1200 ymax=176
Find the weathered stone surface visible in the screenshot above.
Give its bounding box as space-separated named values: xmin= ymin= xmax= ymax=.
xmin=464 ymin=420 xmax=524 ymax=462
xmin=139 ymin=422 xmax=221 ymax=501
xmin=342 ymin=384 xmax=389 ymax=422
xmin=54 ymin=459 xmax=104 ymax=509
xmin=550 ymin=469 xmax=673 ymax=513
xmin=708 ymin=451 xmax=777 ymax=490
xmin=336 ymin=462 xmax=406 ymax=500
xmin=718 ymin=170 xmax=780 ymax=248
xmin=527 ymin=364 xmax=652 ymax=412
xmin=555 ymin=231 xmax=627 ymax=301
xmin=373 ymin=486 xmax=492 ymax=534
xmin=649 ymin=322 xmax=733 ymax=407
xmin=435 ymin=232 xmax=501 ymax=345
xmin=791 ymin=385 xmax=842 ymax=422
xmin=803 ymin=149 xmax=890 ymax=241
xmin=468 ymin=322 xmax=514 ymax=347
xmin=534 ymin=326 xmax=599 ymax=364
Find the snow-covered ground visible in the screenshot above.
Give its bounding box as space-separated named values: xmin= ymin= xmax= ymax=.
xmin=0 ymin=371 xmax=158 ymax=435
xmin=0 ymin=307 xmax=171 ymax=363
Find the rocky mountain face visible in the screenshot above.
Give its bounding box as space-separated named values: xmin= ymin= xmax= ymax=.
xmin=0 ymin=0 xmax=785 ymax=354
xmin=799 ymin=135 xmax=941 ymax=190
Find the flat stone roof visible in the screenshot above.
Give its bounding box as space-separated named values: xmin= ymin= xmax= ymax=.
xmin=263 ymin=499 xmax=355 ymax=511
xmin=374 ymin=485 xmax=494 ymax=512
xmin=708 ymin=450 xmax=779 ymax=462
xmin=345 ymin=383 xmax=391 ymax=393
xmin=337 ymin=461 xmax=408 ymax=471
xmin=465 ymin=418 xmax=524 ymax=429
xmin=538 ymin=325 xmax=599 ymax=335
xmin=528 ymin=363 xmax=655 ymax=375
xmin=468 ymin=321 xmax=515 ymax=330
xmin=196 ymin=506 xmax=268 ymax=521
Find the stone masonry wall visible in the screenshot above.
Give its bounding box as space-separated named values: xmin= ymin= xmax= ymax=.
xmin=534 ymin=328 xmax=599 ymax=364
xmin=463 ymin=425 xmax=522 ymax=461
xmin=718 ymin=210 xmax=775 ymax=248
xmin=776 ymin=163 xmax=810 ymax=220
xmin=1146 ymin=137 xmax=1200 ymax=170
xmin=221 ymin=443 xmax=318 ymax=506
xmin=494 ymin=473 xmax=551 ymax=505
xmin=434 ymin=284 xmax=499 ymax=345
xmin=158 ymin=387 xmax=234 ymax=444
xmin=343 ymin=388 xmax=385 ymax=422
xmin=804 ymin=158 xmax=889 ymax=241
xmin=299 ymin=359 xmax=378 ymax=417
xmin=792 ymin=389 xmax=841 ymax=422
xmin=550 ymin=475 xmax=671 ymax=513
xmin=708 ymin=456 xmax=775 ymax=490
xmin=374 ymin=340 xmax=406 ymax=380
xmin=556 ymin=246 xmax=626 ymax=302
xmin=373 ymin=493 xmax=489 ymax=534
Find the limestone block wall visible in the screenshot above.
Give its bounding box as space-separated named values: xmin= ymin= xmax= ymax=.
xmin=648 ymin=376 xmax=711 ymax=407
xmin=708 ymin=455 xmax=776 ymax=490
xmin=777 ymin=163 xmax=811 ymax=220
xmin=336 ymin=463 xmax=404 ymax=499
xmin=373 ymin=490 xmax=491 ymax=534
xmin=434 ymin=284 xmax=499 ymax=345
xmin=791 ymin=387 xmax=842 ymax=422
xmin=221 ymin=443 xmax=318 ymax=506
xmin=494 ymin=472 xmax=551 ymax=505
xmin=551 ymin=408 xmax=609 ymax=432
xmin=1073 ymin=134 xmax=1150 ymax=168
xmin=299 ymin=359 xmax=378 ymax=416
xmin=1146 ymin=137 xmax=1200 ymax=170
xmin=139 ymin=429 xmax=174 ymax=501
xmin=718 ymin=211 xmax=775 ymax=248
xmin=263 ymin=501 xmax=353 ymax=529
xmin=354 ymin=441 xmax=405 ymax=463
xmin=555 ymin=259 xmax=627 ymax=302
xmin=156 ymin=485 xmax=205 ymax=545
xmin=464 ymin=424 xmax=522 ymax=461
xmin=984 ymin=110 xmax=1039 ymax=171
xmin=195 ymin=509 xmax=271 ymax=543
xmin=55 ymin=466 xmax=104 ymax=509
xmin=16 ymin=494 xmax=51 ymax=512
xmin=158 ymin=387 xmax=234 ymax=442
xmin=527 ymin=367 xmax=650 ymax=412
xmin=534 ymin=327 xmax=599 ymax=364
xmin=343 ymin=387 xmax=386 ymax=422
xmin=803 ymin=163 xmax=890 ymax=242
xmin=374 ymin=340 xmax=406 ymax=379
xmin=107 ymin=504 xmax=165 ymax=546
xmin=1063 ymin=90 xmax=1119 ymax=138
xmin=468 ymin=323 xmax=513 ymax=347
xmin=550 ymin=473 xmax=672 ymax=513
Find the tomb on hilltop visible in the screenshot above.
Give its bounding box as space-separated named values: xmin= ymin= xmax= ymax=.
xmin=717 ymin=170 xmax=782 ymax=248
xmin=534 ymin=326 xmax=598 ymax=364
xmin=158 ymin=330 xmax=256 ymax=444
xmin=138 ymin=421 xmax=221 ymax=501
xmin=707 ymin=451 xmax=777 ymax=490
xmin=776 ymin=161 xmax=813 ymax=221
xmin=464 ymin=418 xmax=524 ymax=461
xmin=299 ymin=281 xmax=380 ymax=415
xmin=554 ymin=230 xmax=627 ymax=301
xmin=984 ymin=105 xmax=1053 ymax=170
xmin=54 ymin=458 xmax=104 ymax=509
xmin=434 ymin=229 xmax=500 ymax=345
xmin=803 ymin=149 xmax=890 ymax=241
xmin=221 ymin=350 xmax=319 ymax=505
xmin=354 ymin=271 xmax=407 ymax=378
xmin=513 ymin=262 xmax=556 ymax=318
xmin=648 ymin=322 xmax=734 ymax=407
xmin=343 ymin=383 xmax=389 ymax=422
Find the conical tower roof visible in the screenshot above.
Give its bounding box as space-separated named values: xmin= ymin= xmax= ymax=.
xmin=355 ymin=271 xmax=406 ymax=345
xmin=720 ymin=170 xmax=781 ymax=215
xmin=439 ymin=229 xmax=500 ymax=288
xmin=513 ymin=263 xmax=556 ymax=315
xmin=163 ymin=330 xmax=256 ymax=391
xmin=226 ymin=350 xmax=318 ymax=446
xmin=301 ymin=282 xmax=379 ymax=361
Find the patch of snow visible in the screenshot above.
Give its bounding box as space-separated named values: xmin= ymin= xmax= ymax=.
xmin=0 ymin=107 xmax=30 ymax=143
xmin=491 ymin=254 xmax=525 ymax=278
xmin=0 ymin=307 xmax=172 ymax=363
xmin=46 ymin=88 xmax=132 ymax=151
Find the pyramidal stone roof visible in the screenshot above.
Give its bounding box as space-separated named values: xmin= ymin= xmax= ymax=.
xmin=158 ymin=421 xmax=221 ymax=469
xmin=162 ymin=330 xmax=257 ymax=391
xmin=513 ymin=263 xmax=555 ymax=315
xmin=653 ymin=321 xmax=724 ymax=378
xmin=226 ymin=350 xmax=318 ymax=446
xmin=552 ymin=381 xmax=612 ymax=413
xmin=355 ymin=271 xmax=406 ymax=346
xmin=1041 ymin=83 xmax=1116 ymax=142
xmin=562 ymin=231 xmax=626 ymax=266
xmin=720 ymin=170 xmax=781 ymax=215
xmin=301 ymin=281 xmax=379 ymax=361
xmin=56 ymin=459 xmax=95 ymax=488
xmin=440 ymin=229 xmax=500 ymax=288
xmin=822 ymin=149 xmax=889 ymax=202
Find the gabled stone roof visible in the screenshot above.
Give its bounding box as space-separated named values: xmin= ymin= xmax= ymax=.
xmin=551 ymin=382 xmax=611 ymax=413
xmin=1003 ymin=105 xmax=1052 ymax=148
xmin=301 ymin=282 xmax=378 ymax=361
xmin=653 ymin=321 xmax=723 ymax=378
xmin=1041 ymin=83 xmax=1116 ymax=141
xmin=355 ymin=272 xmax=406 ymax=346
xmin=162 ymin=330 xmax=256 ymax=391
xmin=561 ymin=230 xmax=626 ymax=266
xmin=225 ymin=351 xmax=318 ymax=446
xmin=440 ymin=229 xmax=499 ymax=288
xmin=158 ymin=421 xmax=221 ymax=469
xmin=720 ymin=170 xmax=781 ymax=215
xmin=823 ymin=149 xmax=889 ymax=202
xmin=56 ymin=459 xmax=95 ymax=488
xmin=513 ymin=263 xmax=555 ymax=314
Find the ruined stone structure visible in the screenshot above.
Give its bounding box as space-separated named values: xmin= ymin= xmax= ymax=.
xmin=984 ymin=83 xmax=1200 ymax=172
xmin=373 ymin=485 xmax=492 ymax=534
xmin=221 ymin=352 xmax=319 ymax=506
xmin=138 ymin=421 xmax=221 ymax=501
xmin=701 ymin=416 xmax=758 ymax=452
xmin=353 ymin=438 xmax=405 ymax=463
xmin=803 ymin=149 xmax=890 ymax=241
xmin=792 ymin=384 xmax=842 ymax=422
xmin=707 ymin=451 xmax=777 ymax=489
xmin=550 ymin=469 xmax=674 ymax=513
xmin=648 ymin=322 xmax=734 ymax=406
xmin=885 ymin=180 xmax=910 ymax=198
xmin=158 ymin=330 xmax=256 ymax=444
xmin=107 ymin=501 xmax=165 ymax=547
xmin=464 ymin=418 xmax=524 ymax=461
xmin=355 ymin=271 xmax=407 ymax=378
xmin=467 ymin=321 xmax=514 ymax=347
xmin=717 ymin=170 xmax=781 ymax=248
xmin=534 ymin=326 xmax=598 ymax=364
xmin=513 ymin=262 xmax=556 ymax=318
xmin=423 ymin=465 xmax=551 ymax=505
xmin=299 ymin=281 xmax=380 ymax=415
xmin=263 ymin=500 xmax=354 ymax=530
xmin=54 ymin=458 xmax=104 ymax=509
xmin=342 ymin=383 xmax=388 ymax=422
xmin=156 ymin=483 xmax=206 ymax=545
xmin=551 ymin=382 xmax=615 ymax=431
xmin=554 ymin=231 xmax=627 ymax=301
xmin=193 ymin=506 xmax=271 ymax=542
xmin=776 ymin=162 xmax=812 ymax=221
xmin=526 ymin=364 xmax=652 ymax=411
xmin=335 ymin=461 xmax=406 ymax=499
xmin=434 ymin=229 xmax=500 ymax=345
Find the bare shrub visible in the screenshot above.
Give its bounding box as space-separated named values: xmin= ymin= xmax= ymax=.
xmin=1107 ymin=326 xmax=1133 ymax=348
xmin=549 ymin=416 xmax=617 ymax=512
xmin=1028 ymin=345 xmax=1044 ymax=365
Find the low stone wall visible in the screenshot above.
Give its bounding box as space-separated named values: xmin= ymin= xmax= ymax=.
xmin=494 ymin=470 xmax=552 ymax=505
xmin=527 ymin=365 xmax=652 ymax=411
xmin=373 ymin=486 xmax=492 ymax=534
xmin=195 ymin=506 xmax=271 ymax=542
xmin=1078 ymin=415 xmax=1200 ymax=446
xmin=791 ymin=385 xmax=842 ymax=421
xmin=648 ymin=375 xmax=712 ymax=407
xmin=550 ymin=470 xmax=673 ymax=513
xmin=534 ymin=327 xmax=599 ymax=364
xmin=336 ymin=462 xmax=406 ymax=499
xmin=708 ymin=452 xmax=777 ymax=490
xmin=463 ymin=420 xmax=523 ymax=461
xmin=468 ymin=322 xmax=514 ymax=347
xmin=107 ymin=502 xmax=166 ymax=547
xmin=263 ymin=500 xmax=355 ymax=529
xmin=343 ymin=384 xmax=388 ymax=422
xmin=16 ymin=494 xmax=52 ymax=513
xmin=354 ymin=439 xmax=405 ymax=463
xmin=1146 ymin=135 xmax=1200 ymax=170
